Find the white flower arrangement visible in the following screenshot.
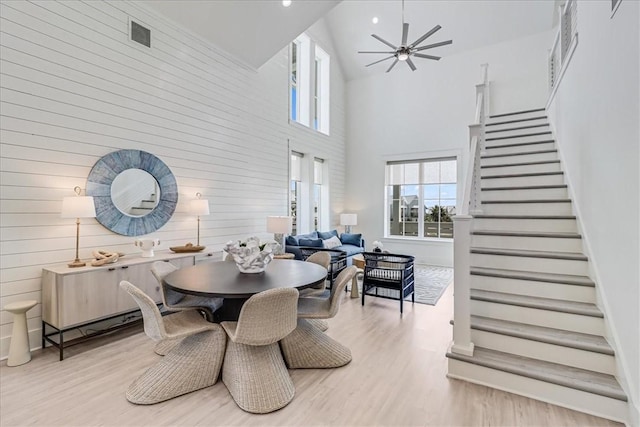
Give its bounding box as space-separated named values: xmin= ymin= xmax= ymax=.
xmin=372 ymin=240 xmax=384 ymax=252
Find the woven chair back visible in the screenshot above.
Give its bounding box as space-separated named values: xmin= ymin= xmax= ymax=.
xmin=119 ymin=280 xmax=167 ymax=341
xmin=150 ymin=261 xmax=180 ymax=306
xmin=305 ymin=251 xmax=331 ymax=270
xmin=326 ymin=266 xmax=358 ymax=317
xmin=234 ymin=287 xmax=299 ymax=346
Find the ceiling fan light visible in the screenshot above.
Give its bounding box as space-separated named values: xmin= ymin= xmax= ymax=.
xmin=398 ymin=52 xmax=409 ymax=61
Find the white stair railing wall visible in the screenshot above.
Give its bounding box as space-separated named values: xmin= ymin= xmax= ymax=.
xmin=547 ymin=0 xmax=578 ymax=105
xmin=450 ymin=64 xmax=489 ymax=357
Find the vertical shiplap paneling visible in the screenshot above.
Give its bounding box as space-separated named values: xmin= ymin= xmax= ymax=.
xmin=0 ymin=0 xmax=347 ymax=358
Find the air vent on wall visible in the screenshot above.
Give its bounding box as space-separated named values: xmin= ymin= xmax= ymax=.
xmin=130 ymin=20 xmax=151 ymax=48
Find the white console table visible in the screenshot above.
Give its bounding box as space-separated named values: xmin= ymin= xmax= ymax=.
xmin=42 ymin=251 xmax=197 ymax=360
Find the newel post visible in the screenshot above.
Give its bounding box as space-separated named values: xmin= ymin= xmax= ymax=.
xmin=451 ymin=215 xmax=475 ymax=356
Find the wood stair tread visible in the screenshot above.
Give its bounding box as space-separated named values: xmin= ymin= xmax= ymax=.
xmin=471 ymin=247 xmax=587 ymax=261
xmin=469 ymin=316 xmax=614 ymax=355
xmin=486 ymin=131 xmax=552 ymax=141
xmin=481 ymin=149 xmax=556 ymax=159
xmin=485 ymin=115 xmax=547 ymax=126
xmin=489 ymin=108 xmax=546 ymax=118
xmin=470 ymin=266 xmax=594 ymax=286
xmin=472 ymin=230 xmax=581 ymax=238
xmin=486 ymin=124 xmax=550 ymax=134
xmin=481 ymin=185 xmax=567 ymax=191
xmin=482 ymin=171 xmax=563 ymax=179
xmin=481 ymin=160 xmax=560 ymax=169
xmin=470 ymin=289 xmax=602 ymax=317
xmin=446 ymin=347 xmax=626 ymax=401
xmin=485 ymin=139 xmax=555 ymax=149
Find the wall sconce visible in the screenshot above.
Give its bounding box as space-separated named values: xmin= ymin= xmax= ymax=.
xmin=61 ymin=186 xmax=96 ymax=268
xmin=189 ymin=192 xmax=209 ymax=247
xmin=340 ymin=213 xmax=357 ymax=234
xmin=267 ymin=216 xmax=292 ymax=255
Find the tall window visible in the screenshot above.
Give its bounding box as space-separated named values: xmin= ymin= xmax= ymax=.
xmin=290 ymin=33 xmax=329 ymax=134
xmin=386 ymin=158 xmax=456 ymax=239
xmin=290 ymin=152 xmax=303 ymax=235
xmin=313 ymin=158 xmax=324 ymax=230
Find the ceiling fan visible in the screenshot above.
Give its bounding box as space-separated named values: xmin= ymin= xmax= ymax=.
xmin=358 ymin=0 xmax=453 ymax=73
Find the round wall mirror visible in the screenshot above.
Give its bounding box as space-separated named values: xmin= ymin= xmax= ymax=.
xmin=111 ymin=169 xmax=160 ymax=217
xmin=86 ymin=150 xmax=178 ymax=236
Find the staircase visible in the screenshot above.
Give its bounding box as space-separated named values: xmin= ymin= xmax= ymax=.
xmin=447 ymin=108 xmax=628 ymax=423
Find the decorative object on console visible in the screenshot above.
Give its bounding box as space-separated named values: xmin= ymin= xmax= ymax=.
xmin=135 ymin=238 xmax=160 ymax=258
xmin=90 ymin=250 xmax=123 ymax=267
xmin=61 ymin=186 xmax=96 ymax=268
xmin=266 ymin=216 xmax=292 ymax=256
xmin=169 ymin=243 xmax=205 ymax=253
xmin=224 ymin=237 xmax=277 ymax=273
xmin=372 ymin=240 xmax=384 ymax=253
xmin=86 ymin=150 xmax=177 ymax=237
xmin=340 ymin=213 xmax=357 ymax=234
xmin=190 ymin=192 xmax=209 ymax=247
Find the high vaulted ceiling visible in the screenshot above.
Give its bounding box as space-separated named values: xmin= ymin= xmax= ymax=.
xmin=142 ymin=0 xmax=556 ymax=80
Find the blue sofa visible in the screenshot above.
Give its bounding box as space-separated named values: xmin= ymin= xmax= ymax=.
xmin=285 ymin=230 xmax=365 ymax=264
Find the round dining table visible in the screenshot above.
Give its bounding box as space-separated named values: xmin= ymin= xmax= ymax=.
xmin=164 ymin=259 xmax=327 ymax=321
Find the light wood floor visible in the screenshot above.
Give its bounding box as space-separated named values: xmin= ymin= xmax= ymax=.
xmin=0 ymin=285 xmax=622 ymax=427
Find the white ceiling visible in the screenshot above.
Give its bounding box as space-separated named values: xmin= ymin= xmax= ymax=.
xmin=142 ymin=0 xmax=556 ymax=80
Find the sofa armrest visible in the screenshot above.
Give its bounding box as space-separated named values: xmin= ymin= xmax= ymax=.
xmin=285 ymin=245 xmax=304 ymax=260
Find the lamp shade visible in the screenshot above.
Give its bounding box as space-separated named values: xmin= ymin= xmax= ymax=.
xmin=61 ymin=196 xmax=96 ymax=218
xmin=340 ymin=213 xmax=357 ymax=226
xmin=266 ymin=216 xmax=292 ymax=234
xmin=190 ymin=199 xmax=210 ymax=216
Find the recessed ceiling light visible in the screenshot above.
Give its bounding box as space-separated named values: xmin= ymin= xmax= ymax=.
xmin=282 ymin=0 xmax=292 ymax=7
xmin=372 ymin=17 xmax=379 ymax=24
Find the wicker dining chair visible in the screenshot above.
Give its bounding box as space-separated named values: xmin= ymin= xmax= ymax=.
xmin=220 ymin=287 xmax=299 ymax=414
xmin=119 ymin=280 xmax=226 ymax=405
xmin=280 ymin=266 xmax=357 ymax=369
xmin=299 ymin=251 xmax=332 ymax=331
xmin=299 ymin=247 xmax=347 ymax=291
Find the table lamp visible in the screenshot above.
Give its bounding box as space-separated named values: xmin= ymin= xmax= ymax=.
xmin=190 ymin=192 xmax=210 ymax=247
xmin=267 ymin=216 xmax=292 ymax=255
xmin=61 ymin=186 xmax=96 ymax=268
xmin=340 ymin=213 xmax=357 ymax=234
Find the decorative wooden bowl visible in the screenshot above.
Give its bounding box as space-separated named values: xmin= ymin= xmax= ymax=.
xmin=169 ymin=243 xmax=205 ymax=253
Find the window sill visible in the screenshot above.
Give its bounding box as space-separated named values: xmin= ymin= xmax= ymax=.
xmin=382 ymin=236 xmax=453 ymax=244
xmin=288 ymin=118 xmax=330 ymax=137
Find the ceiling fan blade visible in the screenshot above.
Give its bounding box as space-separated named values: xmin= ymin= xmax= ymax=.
xmin=401 ymin=23 xmax=409 ymax=46
xmin=358 ymin=51 xmax=397 ymax=54
xmin=406 ymin=57 xmax=417 ymax=71
xmin=386 ymin=59 xmax=399 ymax=73
xmin=415 ymin=40 xmax=453 ymax=52
xmin=371 ymin=34 xmax=397 ymax=49
xmin=365 ymin=55 xmax=396 ymax=67
xmin=414 ymin=53 xmax=441 ymax=60
xmin=409 ymin=25 xmax=441 ymax=48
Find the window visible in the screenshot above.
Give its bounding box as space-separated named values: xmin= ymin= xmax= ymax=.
xmin=290 ymin=151 xmax=303 ymax=235
xmin=290 ymin=33 xmax=329 ymax=134
xmin=386 ymin=158 xmax=456 ymax=239
xmin=313 ymin=158 xmax=324 ymax=230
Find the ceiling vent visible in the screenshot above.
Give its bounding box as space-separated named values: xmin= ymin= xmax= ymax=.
xmin=130 ymin=20 xmax=151 ymax=48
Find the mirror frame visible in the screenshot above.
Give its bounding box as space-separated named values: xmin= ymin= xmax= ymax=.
xmin=86 ymin=150 xmax=178 ymax=236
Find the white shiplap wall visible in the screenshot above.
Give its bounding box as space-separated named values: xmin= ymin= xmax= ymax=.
xmin=0 ymin=0 xmax=346 ymax=359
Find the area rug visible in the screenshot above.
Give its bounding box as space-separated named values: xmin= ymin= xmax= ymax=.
xmin=356 ymin=265 xmax=453 ymax=306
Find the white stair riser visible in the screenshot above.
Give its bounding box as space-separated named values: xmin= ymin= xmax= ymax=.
xmin=471 ymin=275 xmax=595 ymax=303
xmin=487 ymin=111 xmax=548 ymax=122
xmin=485 ymin=134 xmax=557 ymax=146
xmin=471 ymin=253 xmax=588 ymax=275
xmin=481 ymin=187 xmax=568 ymax=201
xmin=139 ymin=201 xmax=156 ymax=208
xmin=470 ymin=330 xmax=617 ymax=375
xmin=447 ymin=360 xmax=628 ymax=423
xmin=482 ymin=162 xmax=561 ymax=176
xmin=471 ymin=300 xmax=604 ymax=335
xmin=485 ymin=118 xmax=549 ymax=131
xmin=473 ymin=218 xmax=577 ymax=233
xmin=480 ymin=202 xmax=572 ymax=216
xmin=471 ymin=234 xmax=582 ymax=253
xmin=482 ymin=151 xmax=558 ymax=166
xmin=485 ymin=128 xmax=551 ymax=140
xmin=485 ymin=141 xmax=556 ymax=156
xmin=482 ymin=174 xmax=564 ymax=188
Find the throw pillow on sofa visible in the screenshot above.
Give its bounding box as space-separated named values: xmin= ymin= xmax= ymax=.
xmin=299 ymin=238 xmax=323 ymax=247
xmin=340 ymin=233 xmax=362 ymax=246
xmin=323 ymin=236 xmax=342 ymax=249
xmin=317 ymin=230 xmax=339 ymax=240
